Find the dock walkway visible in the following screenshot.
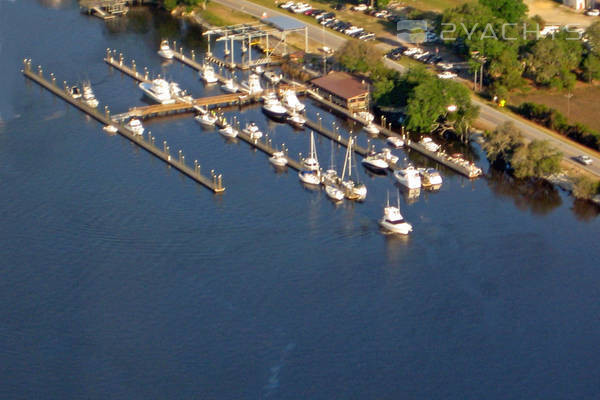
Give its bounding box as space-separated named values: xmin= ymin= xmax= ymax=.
xmin=23 ymin=59 xmax=225 ymax=193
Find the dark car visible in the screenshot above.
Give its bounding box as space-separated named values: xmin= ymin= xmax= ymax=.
xmin=311 ymin=10 xmax=325 ymax=18
xmin=332 ymin=3 xmax=346 ymax=11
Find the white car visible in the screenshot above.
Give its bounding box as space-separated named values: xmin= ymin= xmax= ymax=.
xmin=438 ymin=62 xmax=454 ymax=70
xmin=352 ymin=4 xmax=368 ymax=11
xmin=585 ymin=9 xmax=600 ymax=16
xmin=576 ymin=155 xmax=593 ymax=165
xmin=437 ymin=71 xmax=457 ymax=79
xmin=279 ymin=1 xmax=294 ymax=9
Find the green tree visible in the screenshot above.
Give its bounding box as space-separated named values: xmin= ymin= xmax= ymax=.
xmin=585 ymin=21 xmax=600 ymax=56
xmin=488 ymin=48 xmax=524 ymax=90
xmin=335 ymin=41 xmax=382 ymax=73
xmin=572 ymin=176 xmax=600 ymax=199
xmin=483 ymin=122 xmax=524 ymax=164
xmin=583 ymin=53 xmax=600 ymax=82
xmin=526 ymin=34 xmax=582 ymax=89
xmin=479 ymin=0 xmax=528 ymax=23
xmin=511 ymin=140 xmax=562 ymax=178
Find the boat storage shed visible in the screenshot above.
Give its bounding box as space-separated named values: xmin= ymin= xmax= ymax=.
xmin=262 ymin=15 xmax=308 ymax=53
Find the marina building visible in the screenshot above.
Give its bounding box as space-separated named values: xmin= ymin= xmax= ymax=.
xmin=310 ymin=72 xmax=370 ymax=112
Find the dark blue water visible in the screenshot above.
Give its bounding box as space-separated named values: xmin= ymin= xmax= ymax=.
xmin=1 ymin=2 xmax=599 ymax=399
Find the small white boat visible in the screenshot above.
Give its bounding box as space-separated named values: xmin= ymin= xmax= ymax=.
xmin=219 ymin=124 xmax=238 ymax=138
xmin=157 ymin=40 xmax=174 ymax=59
xmin=254 ymin=65 xmax=264 ymax=74
xmin=269 ymin=151 xmax=288 ymax=167
xmin=221 ymin=78 xmax=239 ymax=93
xmin=325 ymin=183 xmax=345 ymax=202
xmin=379 ymin=148 xmax=399 ymax=165
xmin=286 ymin=112 xmax=306 ymax=129
xmin=364 ymin=123 xmax=379 ymax=135
xmin=419 ymin=136 xmax=441 ymax=152
xmin=394 ymin=165 xmax=421 ymax=189
xmin=263 ymin=71 xmax=282 ymax=84
xmin=379 ymin=191 xmax=413 ymax=235
xmin=357 ymin=111 xmax=374 ymax=123
xmin=242 ymin=121 xmax=263 ymax=139
xmin=418 ymin=167 xmax=443 ymax=188
xmin=281 ymin=89 xmax=305 ymax=113
xmin=199 ymin=63 xmax=219 ymax=84
xmin=195 ymin=112 xmax=217 ymax=126
xmin=126 ymin=118 xmax=144 ymax=136
xmin=361 ymin=152 xmax=389 ymax=173
xmin=82 ymin=82 xmax=99 ymax=108
xmin=102 ymin=124 xmax=118 ymax=134
xmin=241 ymin=73 xmax=263 ymax=95
xmin=70 ymin=86 xmax=82 ymax=99
xmin=139 ymin=78 xmax=176 ymax=104
xmin=299 ymin=170 xmax=321 ymax=185
xmin=387 ymin=136 xmax=404 ymax=148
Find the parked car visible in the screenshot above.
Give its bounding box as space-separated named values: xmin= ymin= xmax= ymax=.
xmin=438 ymin=71 xmax=458 ymax=79
xmin=332 ymin=3 xmax=346 ymax=11
xmin=585 ymin=9 xmax=600 ymax=16
xmin=576 ymin=155 xmax=593 ymax=165
xmin=352 ymin=4 xmax=368 ymax=11
xmin=279 ymin=1 xmax=295 ymax=9
xmin=359 ymin=32 xmax=375 ymax=41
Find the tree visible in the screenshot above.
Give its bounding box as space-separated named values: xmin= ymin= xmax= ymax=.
xmin=511 ymin=140 xmax=562 ymax=178
xmin=488 ymin=48 xmax=524 ymax=90
xmin=335 ymin=41 xmax=382 ymax=73
xmin=572 ymin=176 xmax=600 ymax=199
xmin=583 ymin=53 xmax=600 ymax=83
xmin=483 ymin=122 xmax=524 ymax=165
xmin=479 ymin=0 xmax=528 ymax=23
xmin=526 ymin=34 xmax=582 ymax=89
xmin=586 ymin=21 xmax=600 ymax=56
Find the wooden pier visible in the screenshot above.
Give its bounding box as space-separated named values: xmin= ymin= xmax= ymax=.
xmin=22 ymin=59 xmax=225 ymax=193
xmin=232 ymin=127 xmax=303 ymax=171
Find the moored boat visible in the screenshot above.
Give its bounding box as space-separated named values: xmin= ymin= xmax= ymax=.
xmin=126 ymin=118 xmax=144 ymax=136
xmin=219 ymin=124 xmax=238 ymax=138
xmin=386 ymin=136 xmax=404 ymax=148
xmin=242 ymin=121 xmax=263 ymax=140
xmin=269 ymin=151 xmax=288 ymax=167
xmin=418 ymin=167 xmax=443 ymax=188
xmin=157 ymin=39 xmax=174 ymax=59
xmin=199 ymin=63 xmax=218 ymax=84
xmin=394 ymin=164 xmax=421 ymax=189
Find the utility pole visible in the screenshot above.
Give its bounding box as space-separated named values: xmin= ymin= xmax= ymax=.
xmin=566 ymin=90 xmax=573 ymax=120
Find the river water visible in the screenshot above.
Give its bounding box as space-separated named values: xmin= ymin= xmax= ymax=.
xmin=1 ymin=1 xmax=599 ymax=399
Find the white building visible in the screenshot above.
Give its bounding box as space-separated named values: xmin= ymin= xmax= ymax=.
xmin=563 ymin=0 xmax=595 ymax=10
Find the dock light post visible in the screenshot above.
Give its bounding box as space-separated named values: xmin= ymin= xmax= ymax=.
xmin=191 ymin=50 xmax=195 ymax=61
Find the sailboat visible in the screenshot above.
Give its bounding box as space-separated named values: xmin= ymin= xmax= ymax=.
xmin=298 ymin=131 xmax=321 ymax=185
xmin=340 ymin=137 xmax=367 ymax=201
xmin=323 ymin=142 xmax=344 ymax=201
xmin=379 ymin=191 xmax=413 ymax=235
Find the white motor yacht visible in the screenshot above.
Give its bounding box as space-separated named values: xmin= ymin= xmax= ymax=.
xmin=394 ymin=165 xmax=421 ymax=189
xmin=364 ymin=123 xmax=379 ymax=135
xmin=139 ymin=78 xmax=176 ymax=104
xmin=195 ymin=112 xmax=217 ymax=126
xmin=219 ymin=124 xmax=239 ymax=138
xmin=418 ymin=167 xmax=443 ymax=188
xmin=102 ymin=125 xmax=118 ymax=134
xmin=286 ymin=112 xmax=306 ymax=129
xmin=357 ymin=111 xmax=374 ymax=123
xmin=269 ymin=151 xmax=288 ymax=167
xmin=241 ymin=73 xmax=263 ymax=95
xmin=157 ymin=40 xmax=174 ymax=59
xmin=387 ymin=136 xmax=404 ymax=148
xmin=82 ymin=82 xmax=99 ymax=108
xmin=242 ymin=122 xmax=263 ymax=140
xmin=262 ymin=96 xmax=288 ymax=121
xmin=254 ymin=65 xmax=264 ymax=74
xmin=126 ymin=118 xmax=144 ymax=136
xmin=361 ymin=152 xmax=389 ymax=173
xmin=220 ymin=78 xmax=239 ymax=93
xmin=419 ymin=136 xmax=441 ymax=152
xmin=281 ymin=89 xmax=305 ymax=113
xmin=379 ymin=192 xmax=413 ymax=235
xmin=263 ymin=71 xmax=282 ymax=84
xmin=199 ymin=63 xmax=218 ymax=84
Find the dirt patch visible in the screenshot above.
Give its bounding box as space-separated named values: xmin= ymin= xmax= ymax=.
xmin=525 ymin=0 xmax=595 ymax=27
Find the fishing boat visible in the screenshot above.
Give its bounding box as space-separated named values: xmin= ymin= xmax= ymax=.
xmin=157 ymin=40 xmax=174 ymax=59
xmin=139 ymin=78 xmax=176 ymax=104
xmin=102 ymin=124 xmax=118 ymax=134
xmin=219 ymin=124 xmax=238 ymax=138
xmin=281 ymin=89 xmax=305 ymax=113
xmin=379 ymin=191 xmax=413 ymax=235
xmin=125 ymin=118 xmax=144 ymax=136
xmin=361 ymin=151 xmax=389 ymax=173
xmin=262 ymin=96 xmax=288 ymax=121
xmin=199 ymin=63 xmax=218 ymax=84
xmin=386 ymin=136 xmax=404 ymax=148
xmin=379 ymin=148 xmax=399 ymax=165
xmin=393 ymin=164 xmax=421 ymax=189
xmin=82 ymin=81 xmax=99 ymax=108
xmin=418 ymin=167 xmax=443 ymax=188
xmin=242 ymin=121 xmax=263 ymax=140
xmin=195 ymin=112 xmax=217 ymax=126
xmin=241 ymin=73 xmax=263 ymax=95
xmin=340 ymin=137 xmax=367 ymax=201
xmin=269 ymin=150 xmax=288 ymax=167
xmin=357 ymin=111 xmax=374 ymax=123
xmin=220 ymin=77 xmax=239 ymax=93
xmin=364 ymin=123 xmax=379 ymax=135
xmin=286 ymin=112 xmax=306 ymax=129
xmin=263 ymin=71 xmax=282 ymax=84
xmin=298 ymin=132 xmax=321 ymax=185
xmin=254 ymin=65 xmax=264 ymax=74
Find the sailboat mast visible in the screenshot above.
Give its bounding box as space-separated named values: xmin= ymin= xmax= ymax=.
xmin=341 ymin=136 xmax=350 ymax=179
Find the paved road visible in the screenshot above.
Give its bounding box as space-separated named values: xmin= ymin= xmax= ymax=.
xmin=215 ymin=0 xmax=600 ymax=177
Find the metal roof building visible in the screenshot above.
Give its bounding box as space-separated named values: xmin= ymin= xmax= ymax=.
xmin=262 ymin=16 xmax=306 ymax=31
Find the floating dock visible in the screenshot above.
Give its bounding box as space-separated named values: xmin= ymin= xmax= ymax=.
xmin=22 ymin=59 xmax=225 ymax=193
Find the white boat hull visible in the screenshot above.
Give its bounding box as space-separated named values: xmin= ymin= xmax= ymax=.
xmin=379 ymin=219 xmax=413 ymax=234
xmin=139 ymin=82 xmax=176 ymax=104
xmin=298 ymin=171 xmax=320 ymax=185
xmin=325 ymin=184 xmax=345 ymax=201
xmin=394 ymin=172 xmax=421 ymax=189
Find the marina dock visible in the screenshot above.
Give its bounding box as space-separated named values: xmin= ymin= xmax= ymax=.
xmin=22 ymin=59 xmax=225 ymax=193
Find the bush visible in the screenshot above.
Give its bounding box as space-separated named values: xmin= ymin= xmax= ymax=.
xmin=572 ymin=176 xmax=600 ymax=199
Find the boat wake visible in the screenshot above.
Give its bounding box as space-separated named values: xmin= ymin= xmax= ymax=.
xmin=261 ymin=342 xmax=296 ymax=398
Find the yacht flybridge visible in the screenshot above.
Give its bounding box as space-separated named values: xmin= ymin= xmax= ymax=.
xmin=241 ymin=73 xmax=263 ymax=95
xmin=242 ymin=122 xmax=263 ymax=140
xmin=394 ymin=164 xmax=421 ymax=189
xmin=199 ymin=63 xmax=218 ymax=84
xmin=139 ymin=78 xmax=177 ymax=104
xmin=281 ymin=89 xmax=305 ymax=113
xmin=125 ymin=118 xmax=144 ymax=136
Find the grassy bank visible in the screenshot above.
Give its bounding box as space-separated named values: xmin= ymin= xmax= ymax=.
xmin=195 ymin=2 xmax=256 ymax=26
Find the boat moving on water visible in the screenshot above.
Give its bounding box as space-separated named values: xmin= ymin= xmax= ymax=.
xmin=379 ymin=191 xmax=413 ymax=235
